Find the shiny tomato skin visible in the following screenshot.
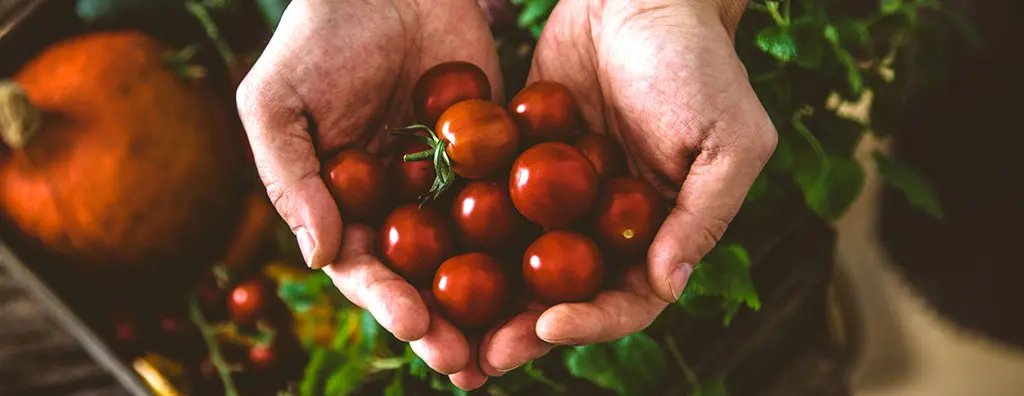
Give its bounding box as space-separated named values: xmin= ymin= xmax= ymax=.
xmin=438 ymin=99 xmax=520 ymax=179
xmin=323 ymin=149 xmax=387 ymax=220
xmin=509 ymin=81 xmax=581 ymax=144
xmin=594 ymin=177 xmax=668 ymax=257
xmin=228 ymin=278 xmax=273 ymax=325
xmin=389 ymin=141 xmax=436 ymax=202
xmin=379 ymin=204 xmax=455 ymax=283
xmin=413 ymin=61 xmax=492 ymax=126
xmin=574 ymin=133 xmax=626 ymax=179
xmin=451 ymin=180 xmax=529 ymax=251
xmin=509 ymin=142 xmax=598 ymax=229
xmin=522 ymin=231 xmax=604 ymax=304
xmin=433 ymin=253 xmax=508 ymax=328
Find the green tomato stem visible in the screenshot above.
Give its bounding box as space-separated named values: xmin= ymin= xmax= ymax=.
xmin=403 ymin=149 xmax=436 ymax=162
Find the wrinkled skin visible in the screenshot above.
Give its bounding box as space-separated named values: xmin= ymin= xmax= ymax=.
xmin=477 ymin=0 xmax=776 ymax=381
xmin=237 ymin=0 xmax=775 ymax=390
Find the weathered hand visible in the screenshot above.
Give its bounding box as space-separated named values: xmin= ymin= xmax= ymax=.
xmin=235 ymin=0 xmax=500 ymax=388
xmin=478 ymin=0 xmax=776 ymax=375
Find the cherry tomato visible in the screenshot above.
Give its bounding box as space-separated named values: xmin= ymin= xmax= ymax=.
xmin=522 ymin=231 xmax=604 ymax=303
xmin=413 ymin=61 xmax=492 ymax=126
xmin=248 ymin=344 xmax=276 ymax=372
xmin=322 ymin=149 xmax=387 ymax=220
xmin=574 ymin=133 xmax=626 ymax=178
xmin=438 ymin=99 xmax=520 ymax=179
xmin=433 ymin=252 xmax=508 ymax=328
xmin=509 ymin=81 xmax=581 ymax=144
xmin=509 ymin=142 xmax=598 ymax=229
xmin=389 ymin=141 xmax=436 ymax=202
xmin=228 ymin=277 xmax=274 ymax=325
xmin=451 ymin=180 xmax=529 ymax=251
xmin=594 ymin=177 xmax=668 ymax=257
xmin=379 ymin=204 xmax=455 ymax=282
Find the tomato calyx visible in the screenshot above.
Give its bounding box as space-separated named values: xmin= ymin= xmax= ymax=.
xmin=390 ymin=124 xmax=456 ymax=201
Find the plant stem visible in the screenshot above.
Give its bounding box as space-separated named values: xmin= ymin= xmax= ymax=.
xmin=185 ymin=0 xmax=237 ymax=68
xmin=188 ymin=296 xmax=239 ymax=396
xmin=403 ymin=149 xmax=435 ymax=162
xmin=665 ymin=334 xmax=701 ymax=393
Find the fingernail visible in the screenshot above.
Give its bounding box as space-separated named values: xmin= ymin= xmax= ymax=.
xmin=496 ymin=364 xmax=521 ymax=373
xmin=668 ymin=263 xmax=694 ymax=301
xmin=296 ymin=227 xmax=318 ymax=269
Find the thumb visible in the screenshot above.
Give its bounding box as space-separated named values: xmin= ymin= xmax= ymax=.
xmin=237 ymin=69 xmax=341 ymax=270
xmin=647 ymin=122 xmax=776 ymax=303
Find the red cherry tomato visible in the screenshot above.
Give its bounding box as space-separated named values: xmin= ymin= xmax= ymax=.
xmin=451 ymin=180 xmax=529 ymax=251
xmin=438 ymin=99 xmax=520 ymax=179
xmin=594 ymin=177 xmax=668 ymax=257
xmin=379 ymin=204 xmax=455 ymax=282
xmin=522 ymin=231 xmax=604 ymax=303
xmin=509 ymin=81 xmax=581 ymax=144
xmin=413 ymin=61 xmax=492 ymax=126
xmin=574 ymin=133 xmax=626 ymax=178
xmin=509 ymin=142 xmax=598 ymax=229
xmin=248 ymin=343 xmax=276 ymax=372
xmin=433 ymin=252 xmax=508 ymax=328
xmin=228 ymin=278 xmax=274 ymax=325
xmin=389 ymin=141 xmax=436 ymax=202
xmin=322 ymin=149 xmax=387 ymax=220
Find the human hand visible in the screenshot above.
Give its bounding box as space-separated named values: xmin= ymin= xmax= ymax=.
xmin=477 ymin=0 xmax=777 ymax=375
xmin=235 ymin=0 xmax=501 ymax=387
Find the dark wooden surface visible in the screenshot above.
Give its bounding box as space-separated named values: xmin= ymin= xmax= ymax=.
xmin=0 ymin=264 xmax=128 ymax=396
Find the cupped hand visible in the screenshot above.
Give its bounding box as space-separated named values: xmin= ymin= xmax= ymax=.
xmin=236 ymin=0 xmax=500 ymax=388
xmin=478 ymin=0 xmax=777 ymax=375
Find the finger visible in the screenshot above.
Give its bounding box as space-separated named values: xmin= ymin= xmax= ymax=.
xmin=479 ymin=310 xmax=552 ymax=376
xmin=536 ymin=265 xmax=667 ymax=344
xmin=236 ymin=27 xmax=339 ymax=270
xmin=647 ymin=112 xmax=777 ymax=302
xmin=449 ymin=335 xmax=487 ymax=391
xmin=322 ymin=224 xmax=429 ymax=341
xmin=409 ymin=310 xmax=470 ymax=374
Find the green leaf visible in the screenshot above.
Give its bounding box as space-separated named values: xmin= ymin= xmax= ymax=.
xmin=745 ymin=173 xmax=768 ymax=203
xmin=384 ymin=372 xmax=404 ymax=396
xmin=564 ymin=345 xmax=623 ymax=393
xmin=406 ymin=346 xmax=430 ymax=380
xmin=278 ymin=272 xmax=331 ymax=313
xmin=359 ymin=310 xmax=380 ymax=353
xmin=678 ymin=244 xmax=760 ymax=325
xmin=513 ymin=0 xmax=557 ymax=38
xmin=756 ymin=26 xmax=797 ymax=62
xmin=254 ymin=0 xmax=288 ymax=30
xmin=874 ymin=152 xmax=943 ymax=218
xmin=693 ymin=377 xmax=728 ymax=396
xmin=790 ymin=18 xmax=825 ymax=68
xmin=612 ymin=333 xmax=667 ymax=395
xmin=794 ymin=153 xmax=865 ymax=220
xmin=881 ymin=0 xmax=903 ymax=14
xmin=825 ymin=25 xmax=864 ymax=94
xmin=300 ymin=348 xmax=346 ymax=396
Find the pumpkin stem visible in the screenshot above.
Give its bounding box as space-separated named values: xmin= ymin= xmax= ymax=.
xmin=0 ymin=80 xmax=41 ymax=150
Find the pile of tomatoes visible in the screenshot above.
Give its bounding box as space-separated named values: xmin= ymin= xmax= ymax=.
xmin=323 ymin=62 xmax=668 ymax=329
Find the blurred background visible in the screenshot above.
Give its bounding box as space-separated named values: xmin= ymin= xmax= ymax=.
xmin=0 ymin=0 xmax=1021 ymax=395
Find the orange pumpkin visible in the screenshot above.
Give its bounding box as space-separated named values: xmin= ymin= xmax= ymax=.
xmin=0 ymin=31 xmax=247 ymax=266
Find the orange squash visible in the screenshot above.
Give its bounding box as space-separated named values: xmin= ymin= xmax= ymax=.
xmin=0 ymin=31 xmax=247 ymax=266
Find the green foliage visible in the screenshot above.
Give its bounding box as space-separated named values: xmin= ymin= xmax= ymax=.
xmin=678 ymin=244 xmax=761 ymax=325
xmin=564 ymin=333 xmax=667 ymax=395
xmin=874 ymin=152 xmax=944 ymax=218
xmin=511 ymin=0 xmax=558 ymax=38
